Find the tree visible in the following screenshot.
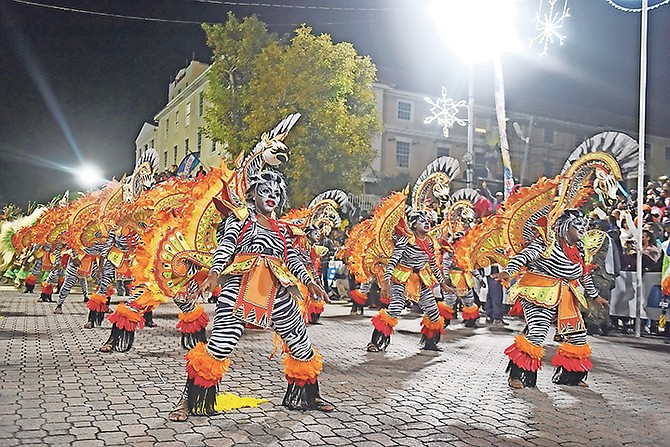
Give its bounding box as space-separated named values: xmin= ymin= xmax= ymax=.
xmin=204 ymin=18 xmax=381 ymax=205
xmin=202 ymin=14 xmax=276 ymax=155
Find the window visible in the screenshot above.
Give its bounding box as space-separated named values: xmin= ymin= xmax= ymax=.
xmin=198 ymin=92 xmax=204 ymax=116
xmin=396 ymin=141 xmax=410 ymax=168
xmin=174 ymin=111 xmax=179 ymax=133
xmin=211 ymin=140 xmax=217 ymax=153
xmin=645 ymin=142 xmax=651 ymax=159
xmin=197 ymin=131 xmax=202 ymax=152
xmin=397 ymin=101 xmax=412 ymax=121
xmin=164 ymin=151 xmax=168 ymax=169
xmin=150 ymin=139 xmax=154 ymax=148
xmin=173 ymin=145 xmax=178 ymax=165
xmin=437 ymin=146 xmax=450 ymax=158
xmin=184 ymin=138 xmax=190 ymax=153
xmin=544 ymin=127 xmax=554 ymax=144
xmin=665 ymin=146 xmax=670 ymax=161
xmin=185 ymin=102 xmax=191 ymax=127
xmin=164 ymin=118 xmax=169 ymax=140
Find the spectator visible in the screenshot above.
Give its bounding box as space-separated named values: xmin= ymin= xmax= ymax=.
xmin=195 ymin=165 xmax=206 ymax=179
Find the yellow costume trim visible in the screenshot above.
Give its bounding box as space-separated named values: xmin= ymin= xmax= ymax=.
xmin=390 ymin=264 xmax=438 ymax=302
xmin=508 ymin=271 xmax=587 ymax=309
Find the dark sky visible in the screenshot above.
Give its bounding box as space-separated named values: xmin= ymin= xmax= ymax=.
xmin=1 ymin=0 xmax=669 ymax=208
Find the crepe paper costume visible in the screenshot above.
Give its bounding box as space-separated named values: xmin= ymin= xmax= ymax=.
xmin=455 ymin=131 xmax=636 ymax=388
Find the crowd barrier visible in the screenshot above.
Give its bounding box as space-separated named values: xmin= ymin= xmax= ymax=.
xmin=609 ymin=271 xmax=663 ymax=320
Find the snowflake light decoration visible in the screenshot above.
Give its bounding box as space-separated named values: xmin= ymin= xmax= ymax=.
xmin=424 ymin=87 xmax=467 ymax=139
xmin=530 ymin=0 xmax=570 ymax=57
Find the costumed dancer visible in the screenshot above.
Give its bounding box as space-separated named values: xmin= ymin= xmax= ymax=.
xmin=364 ymin=157 xmax=461 ymax=352
xmin=283 ymin=189 xmax=349 ymax=324
xmin=53 ymin=248 xmax=90 ymax=313
xmin=494 ymin=210 xmax=608 ymax=387
xmin=435 ymin=188 xmax=483 ymax=328
xmin=457 ymin=131 xmax=636 ymax=388
xmin=169 ymin=168 xmax=333 ymax=421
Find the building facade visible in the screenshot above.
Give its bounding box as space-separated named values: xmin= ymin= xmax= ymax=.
xmin=137 ymin=62 xmax=670 ymax=191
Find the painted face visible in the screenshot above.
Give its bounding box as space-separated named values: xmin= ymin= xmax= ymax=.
xmin=414 ymin=213 xmax=432 ymax=235
xmin=254 ymin=180 xmax=282 ymax=216
xmin=566 ymin=221 xmax=586 ymax=244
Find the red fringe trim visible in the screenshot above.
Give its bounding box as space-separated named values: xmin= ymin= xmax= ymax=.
xmin=420 ymin=315 xmax=445 ymax=338
xmin=107 ymin=302 xmax=145 ymax=332
xmin=504 ymin=335 xmax=544 ymax=372
xmin=350 ymin=289 xmax=367 ymax=305
xmin=185 ymin=342 xmax=230 ymax=388
xmin=437 ymin=301 xmax=455 ymax=320
xmin=25 ymin=274 xmax=37 ymax=286
xmin=176 ymin=305 xmax=209 ymax=334
xmin=105 ymin=287 xmax=115 ymax=298
xmin=461 ymin=304 xmax=480 ymax=320
xmin=379 ymin=294 xmax=390 ymax=305
xmin=371 ymin=309 xmax=398 ymax=337
xmin=307 ymin=300 xmax=325 ymax=315
xmin=508 ymin=299 xmax=524 ymax=317
xmin=41 ymin=283 xmax=54 ymax=294
xmin=551 ymin=342 xmax=593 ymax=372
xmin=86 ymin=293 xmax=108 ymax=313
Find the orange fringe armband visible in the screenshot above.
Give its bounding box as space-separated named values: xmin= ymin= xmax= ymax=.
xmin=437 ymin=302 xmax=455 ymax=320
xmin=86 ymin=293 xmax=108 ymax=313
xmin=283 ymin=349 xmax=323 ymax=386
xmin=461 ymin=304 xmax=480 ymax=320
xmin=551 ymin=342 xmax=593 ymax=372
xmin=25 ymin=274 xmax=37 ymax=286
xmin=308 ymin=300 xmax=325 ymax=315
xmin=420 ymin=315 xmax=445 ymax=339
xmin=107 ymin=302 xmax=145 ymax=331
xmin=176 ymin=304 xmax=209 ymax=334
xmin=504 ymin=335 xmax=544 ymax=372
xmin=371 ymin=308 xmax=398 ymax=336
xmin=350 ymin=289 xmax=367 ymax=305
xmin=185 ymin=342 xmax=230 ymax=388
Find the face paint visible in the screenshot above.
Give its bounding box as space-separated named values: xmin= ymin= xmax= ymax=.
xmin=254 ymin=180 xmax=281 ymax=215
xmin=414 ymin=213 xmax=432 ymax=235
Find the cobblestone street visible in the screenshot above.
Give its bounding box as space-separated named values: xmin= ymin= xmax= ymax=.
xmin=1 ymin=284 xmax=669 ymax=447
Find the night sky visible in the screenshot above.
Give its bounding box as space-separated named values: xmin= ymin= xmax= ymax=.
xmin=1 ymin=0 xmax=669 ymax=208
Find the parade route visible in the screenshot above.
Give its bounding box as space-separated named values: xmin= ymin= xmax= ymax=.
xmin=1 ymin=284 xmax=669 ymax=447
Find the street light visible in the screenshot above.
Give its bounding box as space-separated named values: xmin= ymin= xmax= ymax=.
xmin=76 ymin=164 xmax=104 ymax=190
xmin=427 ymin=0 xmax=522 ymax=198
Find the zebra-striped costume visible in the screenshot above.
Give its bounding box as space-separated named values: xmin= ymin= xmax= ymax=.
xmin=503 ymin=236 xmax=599 ymax=387
xmin=23 ymin=244 xmax=46 ymax=293
xmin=39 ymin=243 xmax=64 ymax=302
xmin=208 ymin=214 xmax=315 ymax=361
xmin=440 ymin=251 xmax=481 ymax=326
xmin=182 ymin=213 xmax=324 ymax=415
xmin=84 ymin=228 xmax=123 ymax=327
xmin=56 ymin=257 xmax=90 ymax=306
xmin=368 ymin=236 xmax=444 ymax=351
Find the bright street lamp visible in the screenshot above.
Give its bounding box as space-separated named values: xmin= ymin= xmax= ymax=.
xmin=76 ymin=164 xmax=104 ymax=190
xmin=427 ymin=0 xmax=523 ymax=197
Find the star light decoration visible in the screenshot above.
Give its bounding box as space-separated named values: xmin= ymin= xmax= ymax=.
xmin=423 ymin=87 xmax=468 ymax=139
xmin=529 ymin=0 xmax=570 ymax=57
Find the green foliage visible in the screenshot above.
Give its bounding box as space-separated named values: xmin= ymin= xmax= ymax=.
xmin=366 ymin=172 xmax=412 ymax=197
xmin=203 ymin=18 xmax=381 ymax=205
